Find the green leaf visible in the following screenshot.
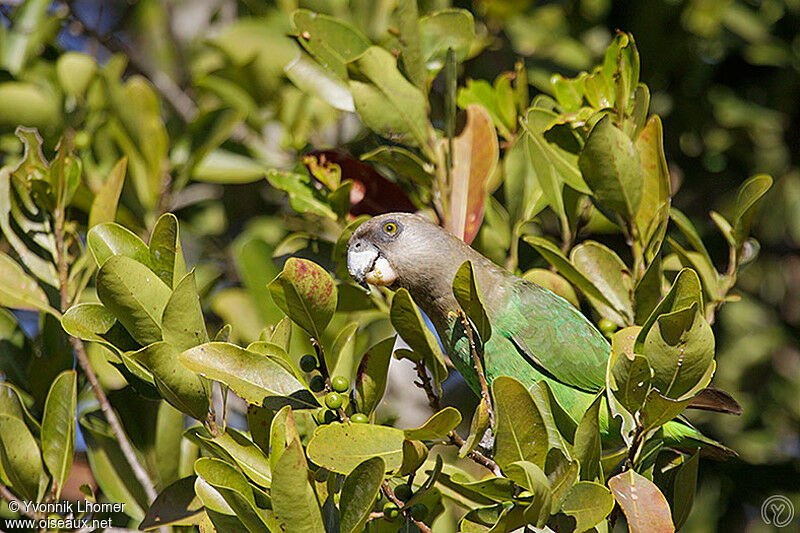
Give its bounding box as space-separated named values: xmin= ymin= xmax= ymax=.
xmin=60 ymin=303 xmax=133 ymax=358
xmin=163 ymin=271 xmax=209 ymax=351
xmin=671 ymin=451 xmax=699 ymax=529
xmin=79 ymin=411 xmax=147 ymax=519
xmin=634 ymin=116 xmax=671 ymax=243
xmin=266 ymin=170 xmax=337 ymax=220
xmin=0 ymin=82 xmax=60 ymax=129
xmin=284 ymin=53 xmax=355 ymax=112
xmin=419 ymin=9 xmax=475 ymax=72
xmin=190 ymin=427 xmax=272 ymax=488
xmin=87 ymin=222 xmax=150 ymax=268
xmin=637 ymin=268 xmax=703 ymax=345
xmin=96 ymin=255 xmax=171 ymax=345
xmin=611 ymin=354 xmax=652 ymax=414
xmin=194 ymin=457 xmax=271 ymax=533
xmin=405 ymin=407 xmax=462 ymax=441
xmin=155 ymin=402 xmax=184 ymax=488
xmin=397 ymin=0 xmax=425 ymax=89
xmin=360 ymin=147 xmax=433 ymax=187
xmin=140 ymin=476 xmax=204 ymax=530
xmin=269 ymin=406 xmax=300 ymax=472
xmin=292 ymin=9 xmax=370 ymax=80
xmin=669 ymin=208 xmax=714 ymax=269
xmin=330 ymin=322 xmax=359 ymax=382
xmin=41 ymin=370 xmax=77 ymax=500
xmin=560 ymin=481 xmax=615 ymax=531
xmin=570 ymin=241 xmax=634 ymax=325
xmin=390 ymin=289 xmax=448 ymax=384
xmin=608 ymin=469 xmax=674 ymax=533
xmin=131 ymin=341 xmax=210 ymax=420
xmin=354 ymin=337 xmax=395 ymax=415
xmin=149 ymin=213 xmax=187 ymax=288
xmin=268 ymin=257 xmax=337 ymax=339
xmin=545 ymin=448 xmax=579 ymax=514
xmin=89 ymin=158 xmax=127 ymax=228
xmin=307 ymin=422 xmax=405 ymax=474
xmin=523 ymin=236 xmax=623 ymax=315
xmin=634 ymin=254 xmax=663 ymax=324
xmin=492 ymin=376 xmax=549 ymax=471
xmin=232 ymin=235 xmax=283 ymax=326
xmin=399 ymin=438 xmax=428 ymax=476
xmin=340 ymin=457 xmax=385 ymax=533
xmin=459 ymin=396 xmax=491 ymax=458
xmin=272 ymin=439 xmax=324 ymax=533
xmin=453 ymin=261 xmax=492 ymax=343
xmin=348 ymin=46 xmax=431 ymax=149
xmin=579 ymin=115 xmax=643 ymax=221
xmin=193 ymin=149 xmax=268 ymax=184
xmin=522 ymin=269 xmax=579 ymax=308
xmin=0 ymin=413 xmax=48 ymax=502
xmin=733 ymin=174 xmax=772 ymax=249
xmin=179 ymin=342 xmax=318 ymax=409
xmin=639 ymin=303 xmax=714 ymax=399
xmin=573 ymin=394 xmax=603 ymax=482
xmin=505 ymin=461 xmax=551 ymax=527
xmin=0 ymin=251 xmax=57 ymax=315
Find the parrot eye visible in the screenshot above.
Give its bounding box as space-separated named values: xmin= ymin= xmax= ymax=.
xmin=383 ymin=222 xmax=398 ymax=235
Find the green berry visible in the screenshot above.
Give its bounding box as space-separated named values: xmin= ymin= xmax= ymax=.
xmin=300 ymin=354 xmax=318 ymax=372
xmin=598 ymin=318 xmax=618 ymax=336
xmin=323 ymin=409 xmax=338 ymax=424
xmin=394 ymin=484 xmax=413 ymax=502
xmin=383 ymin=502 xmax=399 ymax=520
xmin=309 ymin=375 xmax=325 ymax=392
xmin=409 ymin=503 xmax=428 ymax=521
xmin=325 ymin=392 xmax=343 ymax=410
xmin=331 ymin=376 xmax=350 ymax=393
xmin=350 ymin=413 xmax=369 ymax=424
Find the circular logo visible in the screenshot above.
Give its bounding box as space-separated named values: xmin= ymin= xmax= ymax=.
xmin=762 ymin=495 xmax=794 ymax=528
xmin=7 ymin=500 xmax=19 ymax=513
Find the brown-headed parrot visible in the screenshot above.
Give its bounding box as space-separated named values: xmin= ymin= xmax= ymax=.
xmin=347 ymin=212 xmax=733 ymax=453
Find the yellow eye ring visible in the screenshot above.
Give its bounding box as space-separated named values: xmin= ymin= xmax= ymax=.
xmin=383 ymin=222 xmax=397 ymax=234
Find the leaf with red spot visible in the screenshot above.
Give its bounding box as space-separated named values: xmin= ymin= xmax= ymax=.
xmin=268 ymin=258 xmax=337 ymax=339
xmin=304 ymin=150 xmax=416 ymax=216
xmin=446 ymin=104 xmax=499 ymax=243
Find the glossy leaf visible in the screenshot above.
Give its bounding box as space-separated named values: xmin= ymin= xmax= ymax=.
xmin=634 ymin=116 xmax=671 ymax=242
xmin=266 ymin=170 xmax=337 ymax=220
xmin=0 ymin=251 xmax=55 ymax=314
xmin=419 ymin=9 xmax=475 ymax=71
xmin=492 ymin=376 xmax=549 ymax=470
xmin=672 ymin=451 xmax=699 ymax=529
xmin=348 ymin=46 xmax=430 ymax=148
xmin=87 ymin=222 xmax=150 ymax=268
xmin=570 ymin=241 xmax=634 ymax=325
xmin=354 ymin=337 xmax=395 ymax=415
xmin=96 ymin=255 xmax=171 ymax=345
xmin=560 ymin=481 xmax=615 ymax=531
xmin=194 ymin=457 xmax=271 ymax=533
xmin=453 ymin=260 xmax=492 ymax=343
xmin=149 ymin=213 xmax=187 ymax=288
xmin=579 ymin=115 xmax=643 ymax=221
xmin=292 ymin=9 xmax=370 ymax=80
xmin=505 ymin=461 xmax=551 ymax=527
xmin=41 ymin=370 xmax=77 ymax=500
xmin=340 ymin=457 xmax=385 ymax=533
xmin=268 ymin=257 xmax=337 ymax=339
xmin=162 ymin=271 xmax=209 ymax=351
xmin=89 ymin=158 xmax=127 ymax=228
xmin=608 ymin=469 xmax=675 ymax=533
xmin=573 ymin=394 xmax=603 ymax=482
xmin=131 ymin=341 xmax=210 ymax=420
xmin=140 ymin=476 xmax=204 ymax=530
xmin=307 ymin=422 xmax=405 ymax=474
xmin=271 ymin=440 xmax=324 ymax=533
xmin=390 ymin=289 xmax=448 ymax=383
xmin=0 ymin=413 xmax=48 ymax=502
xmin=405 ymin=407 xmax=462 ymax=441
xmin=459 ymin=396 xmax=491 ymax=458
xmin=733 ymin=174 xmax=772 ymax=248
xmin=179 ymin=342 xmax=318 ymax=408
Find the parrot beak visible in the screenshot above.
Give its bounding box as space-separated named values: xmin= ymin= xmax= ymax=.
xmin=347 ymin=239 xmax=397 ymax=289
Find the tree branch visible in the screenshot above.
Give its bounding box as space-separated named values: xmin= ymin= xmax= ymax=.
xmin=413 ymin=361 xmax=502 ymax=476
xmin=455 ymin=309 xmax=495 ymax=427
xmin=381 ymin=481 xmax=431 ymax=533
xmin=0 ymin=483 xmax=40 ymax=519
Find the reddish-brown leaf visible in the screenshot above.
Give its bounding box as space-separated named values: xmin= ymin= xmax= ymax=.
xmin=608 ymin=469 xmax=675 ymax=533
xmin=446 ymin=104 xmax=499 ymax=243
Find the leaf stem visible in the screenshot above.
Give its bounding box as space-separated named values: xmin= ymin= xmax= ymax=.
xmin=455 ymin=309 xmax=495 ymax=428
xmin=381 ymin=480 xmax=432 ymax=533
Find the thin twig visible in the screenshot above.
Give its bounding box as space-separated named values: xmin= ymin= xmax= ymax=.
xmin=455 ymin=309 xmax=495 ymax=427
xmin=54 ymin=203 xmax=159 ymax=504
xmin=0 ymin=483 xmax=40 ymax=519
xmin=381 ymin=481 xmax=431 ymax=533
xmin=413 ymin=361 xmax=502 ymax=476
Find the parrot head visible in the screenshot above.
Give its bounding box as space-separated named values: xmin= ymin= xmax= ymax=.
xmin=347 ymin=212 xmax=453 ymax=290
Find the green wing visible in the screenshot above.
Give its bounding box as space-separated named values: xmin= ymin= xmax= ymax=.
xmin=493 ymin=279 xmax=611 ymax=394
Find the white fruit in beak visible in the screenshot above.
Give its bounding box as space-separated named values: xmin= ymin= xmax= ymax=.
xmin=365 ymin=256 xmax=397 ymax=286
